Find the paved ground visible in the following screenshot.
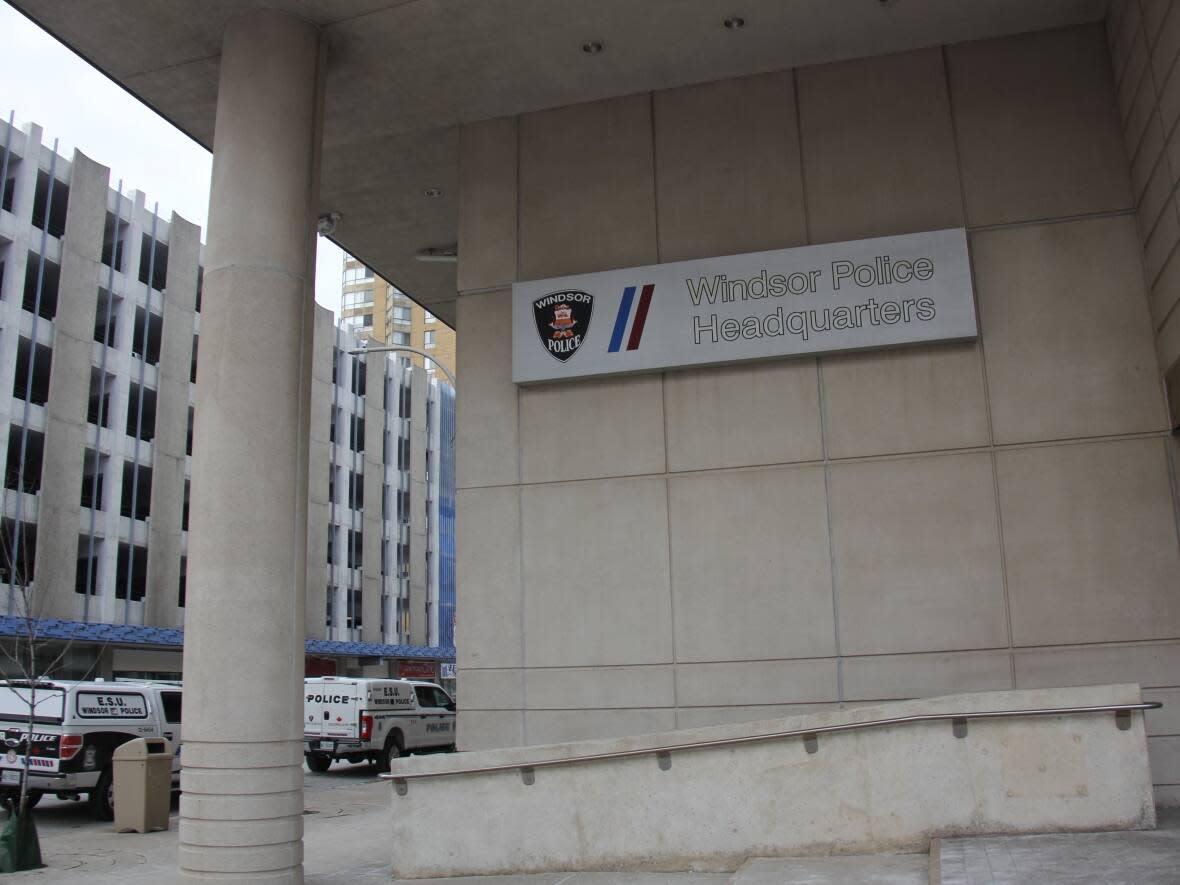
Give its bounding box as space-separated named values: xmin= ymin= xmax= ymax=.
xmin=936 ymin=808 xmax=1180 ymax=885
xmin=730 ymin=855 xmax=929 ymax=884
xmin=5 ymin=759 xmax=391 ymax=883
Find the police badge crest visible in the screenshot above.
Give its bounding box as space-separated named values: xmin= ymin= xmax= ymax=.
xmin=532 ymin=290 xmax=593 ymax=362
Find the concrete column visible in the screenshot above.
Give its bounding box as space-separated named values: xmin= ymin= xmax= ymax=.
xmin=145 ymin=213 xmax=199 ymax=629
xmin=407 ymin=368 xmax=429 ymax=646
xmin=304 ymin=305 xmax=334 ymax=642
xmin=34 ymin=151 xmax=109 ymax=620
xmin=180 ymin=12 xmax=324 ymax=884
xmin=361 ymin=351 xmax=386 ymax=644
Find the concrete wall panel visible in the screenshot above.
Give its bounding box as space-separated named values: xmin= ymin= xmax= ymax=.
xmin=456 ymin=710 xmax=523 ymax=752
xmin=521 ymin=476 xmax=672 ymax=668
xmin=1014 ymin=640 xmax=1180 ymax=689
xmin=799 ymin=47 xmax=962 ymax=244
xmin=455 ymin=485 xmax=522 ymax=670
xmin=455 ymin=288 xmax=518 ymax=489
xmin=668 ymin=466 xmax=835 ymax=663
xmin=997 ymin=438 xmax=1180 ymax=647
xmin=457 ymin=668 xmax=524 ymax=711
xmin=518 ymin=94 xmax=657 ymax=280
xmin=1160 ymin=58 xmax=1180 ymax=132
xmin=676 ymin=703 xmax=838 ymax=729
xmin=458 ymin=117 xmax=517 ymax=293
xmin=829 ymin=452 xmax=1007 ymax=656
xmin=675 ymin=659 xmax=838 ymax=707
xmin=973 ymin=217 xmax=1166 ymax=444
xmin=821 ymin=342 xmax=989 ymax=460
xmin=1153 ymin=3 xmax=1180 ymax=79
xmin=1149 ymin=735 xmax=1180 ymax=784
xmin=1150 ymin=241 xmax=1180 ymax=328
xmin=524 ymin=666 xmax=675 ymax=711
xmin=525 ymin=709 xmax=678 ymax=746
xmin=663 ymin=361 xmax=822 ymax=472
xmin=1142 ymin=687 xmax=1180 ymax=736
xmin=653 ymin=72 xmax=805 ymax=262
xmin=1144 ymin=197 xmax=1180 ymax=286
xmin=949 ymin=25 xmax=1132 ymax=226
xmin=842 ymin=650 xmax=1012 ymax=702
xmin=1130 ymin=114 xmax=1163 ymax=205
xmin=520 ymin=374 xmax=665 ymax=483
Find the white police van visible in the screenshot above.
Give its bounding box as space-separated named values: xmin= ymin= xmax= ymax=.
xmin=303 ymin=677 xmax=455 ymax=773
xmin=0 ymin=679 xmax=182 ymax=819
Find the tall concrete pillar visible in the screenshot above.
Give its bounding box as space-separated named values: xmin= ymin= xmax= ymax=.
xmin=180 ymin=12 xmax=325 ymax=884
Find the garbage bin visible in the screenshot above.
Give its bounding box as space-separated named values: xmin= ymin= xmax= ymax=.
xmin=111 ymin=738 xmax=172 ymax=833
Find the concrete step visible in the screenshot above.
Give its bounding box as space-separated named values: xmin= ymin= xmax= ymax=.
xmin=935 ymin=809 xmax=1180 ymax=885
xmin=728 ymin=854 xmax=930 ymax=884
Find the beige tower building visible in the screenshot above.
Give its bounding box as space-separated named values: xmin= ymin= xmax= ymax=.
xmin=341 ymin=256 xmax=456 ymax=379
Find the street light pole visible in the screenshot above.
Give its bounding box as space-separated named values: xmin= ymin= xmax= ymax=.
xmin=347 ymin=345 xmax=457 ymax=388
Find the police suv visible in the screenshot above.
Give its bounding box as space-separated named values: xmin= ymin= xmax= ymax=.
xmin=303 ymin=677 xmax=455 ymax=772
xmin=0 ymin=679 xmax=181 ymax=819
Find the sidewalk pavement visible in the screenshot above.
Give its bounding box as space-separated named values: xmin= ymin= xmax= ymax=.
xmin=6 ymin=763 xmax=392 ymax=883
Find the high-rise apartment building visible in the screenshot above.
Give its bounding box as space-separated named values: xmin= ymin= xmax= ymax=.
xmin=341 ymin=256 xmax=456 ymax=380
xmin=0 ymin=118 xmax=454 ymax=682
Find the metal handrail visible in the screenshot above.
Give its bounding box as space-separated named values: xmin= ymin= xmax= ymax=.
xmin=380 ymin=702 xmax=1161 ymax=785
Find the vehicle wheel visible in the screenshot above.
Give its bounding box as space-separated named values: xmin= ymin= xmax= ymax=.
xmin=376 ymin=735 xmax=402 ymax=774
xmin=89 ymin=766 xmax=114 ymax=821
xmin=305 ymin=752 xmax=332 ymax=773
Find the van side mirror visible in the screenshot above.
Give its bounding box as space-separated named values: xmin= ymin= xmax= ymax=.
xmin=446 ymin=701 xmax=456 ymax=712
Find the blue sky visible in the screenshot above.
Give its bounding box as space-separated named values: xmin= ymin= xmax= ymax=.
xmin=0 ymin=1 xmax=343 ymax=318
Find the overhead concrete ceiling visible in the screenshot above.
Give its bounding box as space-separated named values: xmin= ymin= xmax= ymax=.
xmin=12 ymin=0 xmax=1107 ymax=327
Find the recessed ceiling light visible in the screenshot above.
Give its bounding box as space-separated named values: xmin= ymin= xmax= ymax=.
xmin=581 ymin=41 xmax=604 ymax=55
xmin=723 ymin=16 xmax=745 ymax=29
xmin=423 ymin=187 xmax=443 ymax=198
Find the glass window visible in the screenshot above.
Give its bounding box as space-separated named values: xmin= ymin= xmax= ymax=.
xmin=342 ymin=289 xmax=374 ymax=310
xmin=392 ymin=331 xmax=410 ymax=346
xmin=392 ymin=306 xmax=411 ymax=324
xmin=424 ymin=330 xmax=436 ymax=349
xmin=423 ymin=311 xmax=436 ymax=324
xmin=414 ymin=685 xmax=449 ymax=708
xmin=342 ymin=264 xmax=374 ymax=286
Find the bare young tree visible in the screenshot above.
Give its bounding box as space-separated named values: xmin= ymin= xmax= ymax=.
xmin=0 ymin=474 xmax=96 ymax=821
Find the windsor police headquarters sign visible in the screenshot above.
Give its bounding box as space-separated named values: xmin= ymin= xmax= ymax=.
xmin=512 ymin=228 xmax=976 ymax=384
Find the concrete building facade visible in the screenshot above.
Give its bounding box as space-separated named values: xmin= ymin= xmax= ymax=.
xmin=452 ymin=16 xmax=1180 ymax=810
xmin=0 ymin=116 xmax=455 ymax=676
xmin=13 ymin=1 xmax=1180 ymax=879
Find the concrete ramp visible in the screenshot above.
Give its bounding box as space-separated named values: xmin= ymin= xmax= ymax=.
xmin=386 ymin=685 xmax=1156 ymax=879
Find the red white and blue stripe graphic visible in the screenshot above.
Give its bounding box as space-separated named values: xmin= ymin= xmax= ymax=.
xmin=608 ymin=284 xmax=655 ymax=352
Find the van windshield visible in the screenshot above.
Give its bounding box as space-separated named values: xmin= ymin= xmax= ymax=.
xmin=0 ymin=684 xmax=65 ymax=724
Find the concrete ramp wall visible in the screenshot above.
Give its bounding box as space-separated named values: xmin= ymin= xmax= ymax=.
xmin=387 ymin=685 xmax=1156 ymax=878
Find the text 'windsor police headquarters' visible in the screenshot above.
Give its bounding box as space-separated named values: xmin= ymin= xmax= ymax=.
xmin=689 ymin=253 xmax=938 ymax=344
